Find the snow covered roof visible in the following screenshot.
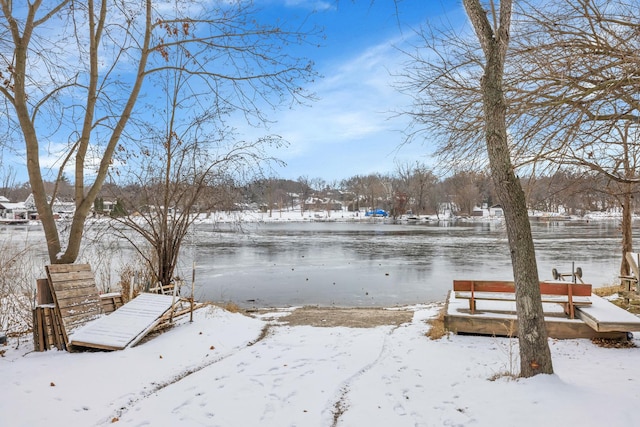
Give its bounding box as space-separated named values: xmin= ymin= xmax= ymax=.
xmin=0 ymin=201 xmax=26 ymax=210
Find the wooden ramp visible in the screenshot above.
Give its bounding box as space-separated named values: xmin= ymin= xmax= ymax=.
xmin=69 ymin=293 xmax=176 ymax=351
xmin=575 ymin=294 xmax=640 ymax=333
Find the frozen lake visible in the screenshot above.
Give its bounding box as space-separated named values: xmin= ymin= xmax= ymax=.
xmin=190 ymin=219 xmax=626 ymax=308
xmin=0 ymin=218 xmax=628 ymax=308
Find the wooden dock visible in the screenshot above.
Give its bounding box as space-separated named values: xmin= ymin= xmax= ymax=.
xmin=445 ymin=291 xmax=640 ymax=340
xmin=33 ymin=263 xmax=185 ymax=352
xmin=68 ymin=293 xmax=177 ymax=351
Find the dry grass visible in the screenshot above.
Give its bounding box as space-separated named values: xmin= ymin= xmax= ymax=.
xmin=591 ymin=337 xmax=637 ymax=348
xmin=593 ymin=284 xmax=624 ymax=297
xmin=426 ymin=306 xmax=447 ymax=340
xmin=591 ymin=284 xmax=640 ymax=315
xmin=488 ymin=370 xmax=519 ymax=382
xmin=487 ymin=319 xmax=519 ymax=381
xmin=221 ymin=301 xmax=242 ymax=313
xmin=0 ymin=239 xmax=39 ymax=337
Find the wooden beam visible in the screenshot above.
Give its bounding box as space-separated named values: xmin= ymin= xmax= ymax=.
xmin=444 ymin=312 xmax=627 ymax=340
xmin=452 ymin=279 xmax=591 ymax=296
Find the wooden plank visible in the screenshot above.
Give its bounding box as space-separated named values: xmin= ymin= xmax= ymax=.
xmin=452 ymin=280 xmax=592 ymax=296
xmin=51 ymin=307 xmax=65 ymax=350
xmin=36 ymin=279 xmax=53 ymax=305
xmin=454 ymin=291 xmax=591 ymax=305
xmin=624 ymin=252 xmax=640 ymax=293
xmin=625 ymin=252 xmax=640 ymax=280
xmin=60 ymin=310 xmax=103 ymax=330
xmin=540 ymin=281 xmax=592 ymax=297
xmin=48 ymin=280 xmax=100 ymax=295
xmin=100 ymin=293 xmax=123 ymax=314
xmin=56 ymin=295 xmax=103 ymax=311
xmin=32 ymin=308 xmax=45 ymax=351
xmin=445 ymin=312 xmax=627 ymax=340
xmin=43 ymin=306 xmax=56 ymax=350
xmin=69 ymin=293 xmax=176 ymax=351
xmin=46 ymin=274 xmax=96 ymax=286
xmin=453 ymin=280 xmax=515 ymax=293
xmin=46 ymin=264 xmax=93 ymax=274
xmin=46 ymin=274 xmax=96 ymax=289
xmin=575 ymin=294 xmax=640 ymax=332
xmin=32 ymin=308 xmax=38 ymax=351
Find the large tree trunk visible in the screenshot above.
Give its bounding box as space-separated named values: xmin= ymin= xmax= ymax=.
xmin=464 ymin=0 xmax=553 ymax=377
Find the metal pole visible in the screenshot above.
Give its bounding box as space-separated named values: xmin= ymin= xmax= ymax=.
xmin=170 ymin=278 xmax=178 ymax=324
xmin=130 ymin=272 xmax=136 ymax=302
xmin=190 ymin=261 xmax=195 ymax=322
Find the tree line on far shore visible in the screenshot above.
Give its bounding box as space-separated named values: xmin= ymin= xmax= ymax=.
xmin=2 ymin=164 xmax=631 ymax=220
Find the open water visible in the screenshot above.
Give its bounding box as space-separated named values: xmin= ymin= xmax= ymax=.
xmin=0 ymin=218 xmax=629 ymax=308
xmin=190 ymin=219 xmax=626 ymax=308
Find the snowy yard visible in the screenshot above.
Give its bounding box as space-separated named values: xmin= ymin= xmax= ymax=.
xmin=1 ymin=304 xmax=639 ymax=427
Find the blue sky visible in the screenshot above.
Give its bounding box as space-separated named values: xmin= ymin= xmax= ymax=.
xmin=241 ymin=0 xmax=467 ymax=182
xmin=2 ymin=1 xmax=468 ymax=187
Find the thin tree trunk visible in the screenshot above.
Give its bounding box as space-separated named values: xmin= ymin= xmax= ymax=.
xmin=463 ymin=0 xmax=553 ymax=377
xmin=620 ymin=189 xmax=633 ymax=276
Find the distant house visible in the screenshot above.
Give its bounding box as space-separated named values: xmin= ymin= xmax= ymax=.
xmin=472 ymin=207 xmax=485 ymax=217
xmin=472 ymin=204 xmax=503 ymax=217
xmin=24 ymin=193 xmax=75 ymax=219
xmin=0 ymin=197 xmax=28 ymax=223
xmin=489 ymin=205 xmax=504 ymax=217
xmin=303 ymin=197 xmax=342 ymax=212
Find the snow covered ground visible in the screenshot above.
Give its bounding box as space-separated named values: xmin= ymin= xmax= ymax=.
xmin=2 ymin=304 xmax=639 ymax=427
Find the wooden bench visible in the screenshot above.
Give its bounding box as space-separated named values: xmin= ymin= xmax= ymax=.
xmin=453 ymin=280 xmax=592 ymax=319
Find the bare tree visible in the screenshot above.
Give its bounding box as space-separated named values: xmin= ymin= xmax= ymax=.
xmin=110 ymin=58 xmax=283 ymax=288
xmin=401 ymin=0 xmax=640 ymax=277
xmin=442 ymin=171 xmax=482 ymax=216
xmin=297 ymin=176 xmax=313 ymax=216
xmin=405 ymin=163 xmax=440 ymax=216
xmin=0 ymin=0 xmax=317 ymax=264
xmin=114 ymin=135 xmax=277 ymax=289
xmin=507 ymin=0 xmax=640 ymax=276
xmin=0 ymin=164 xmax=17 ymax=199
xmin=401 ymin=0 xmax=553 ymax=376
xmin=463 ymin=0 xmax=553 ymax=377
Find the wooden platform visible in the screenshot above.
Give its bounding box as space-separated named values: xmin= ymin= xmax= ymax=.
xmin=445 ymin=291 xmax=640 ymax=340
xmin=68 ymin=293 xmax=177 ymax=351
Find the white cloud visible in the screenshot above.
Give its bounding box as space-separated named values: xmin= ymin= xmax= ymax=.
xmin=285 ymin=0 xmax=333 ymax=11
xmin=261 ymin=0 xmax=334 ymax=12
xmin=246 ymin=33 xmax=427 ymax=180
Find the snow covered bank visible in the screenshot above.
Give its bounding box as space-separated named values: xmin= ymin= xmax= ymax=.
xmin=1 ymin=304 xmax=639 ymax=426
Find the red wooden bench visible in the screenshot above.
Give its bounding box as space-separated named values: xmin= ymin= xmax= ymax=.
xmin=453 ymin=280 xmax=592 ymax=319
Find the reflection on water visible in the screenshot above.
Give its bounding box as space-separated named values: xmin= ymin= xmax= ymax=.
xmin=0 ymin=219 xmax=628 ymax=308
xmin=192 ymin=220 xmax=626 ymax=308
